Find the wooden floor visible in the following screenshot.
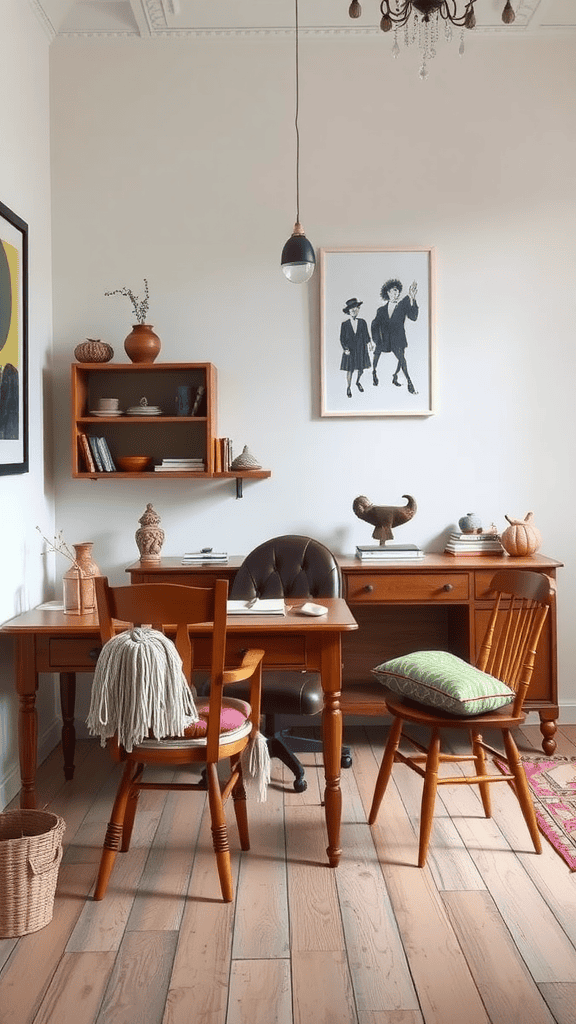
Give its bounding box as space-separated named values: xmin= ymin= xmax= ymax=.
xmin=1 ymin=722 xmax=576 ymax=1024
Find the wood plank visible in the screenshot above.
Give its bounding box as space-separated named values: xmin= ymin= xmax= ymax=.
xmin=33 ymin=951 xmax=115 ymax=1024
xmin=227 ymin=958 xmax=292 ymax=1024
xmin=351 ymin=740 xmax=492 ymax=1024
xmin=358 ymin=1014 xmax=423 ymax=1024
xmin=126 ymin=789 xmax=204 ymax=933
xmin=284 ymin=801 xmax=345 ymax=953
xmin=442 ymin=890 xmax=556 ymax=1023
xmin=165 ymin=810 xmax=237 ymax=1023
xmin=0 ymin=862 xmax=95 ymax=1024
xmin=538 ymin=983 xmax=576 ymax=1024
xmin=232 ymin=764 xmax=289 ymax=959
xmin=335 ymin=823 xmax=418 ymax=1012
xmin=292 ymin=950 xmax=356 ymax=1024
xmin=94 ymin=930 xmax=177 ymax=1024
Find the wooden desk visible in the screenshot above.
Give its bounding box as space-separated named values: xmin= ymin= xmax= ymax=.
xmin=0 ymin=599 xmax=357 ymax=868
xmin=128 ymin=552 xmax=563 ymax=755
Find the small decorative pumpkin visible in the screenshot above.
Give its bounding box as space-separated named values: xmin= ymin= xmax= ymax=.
xmin=74 ymin=339 xmax=114 ymax=363
xmin=501 ymin=512 xmax=542 ymax=556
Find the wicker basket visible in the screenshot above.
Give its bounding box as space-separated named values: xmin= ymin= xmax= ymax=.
xmin=0 ymin=810 xmax=65 ymax=937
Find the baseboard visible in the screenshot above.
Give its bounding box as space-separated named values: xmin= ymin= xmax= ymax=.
xmin=0 ymin=719 xmax=61 ymax=811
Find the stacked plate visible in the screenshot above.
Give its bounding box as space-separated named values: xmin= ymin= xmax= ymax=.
xmin=126 ymin=404 xmax=162 ymax=416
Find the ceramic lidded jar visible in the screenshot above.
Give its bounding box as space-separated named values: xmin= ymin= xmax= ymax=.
xmin=135 ymin=503 xmax=165 ymax=564
xmin=458 ymin=512 xmax=482 ymax=534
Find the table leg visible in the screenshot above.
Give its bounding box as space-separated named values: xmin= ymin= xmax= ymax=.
xmin=539 ymin=709 xmax=558 ymax=756
xmin=321 ymin=635 xmax=343 ymax=868
xmin=60 ymin=672 xmax=77 ymax=780
xmin=16 ymin=636 xmax=38 ymax=809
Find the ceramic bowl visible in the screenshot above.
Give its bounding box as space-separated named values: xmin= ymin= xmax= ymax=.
xmin=116 ymin=456 xmax=152 ymax=473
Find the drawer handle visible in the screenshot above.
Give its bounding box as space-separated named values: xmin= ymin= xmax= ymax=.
xmin=364 ymin=584 xmax=374 ymax=593
xmin=88 ymin=647 xmax=102 ymax=661
xmin=442 ymin=584 xmax=454 ymax=593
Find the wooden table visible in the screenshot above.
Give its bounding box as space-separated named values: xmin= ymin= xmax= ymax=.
xmin=129 ymin=552 xmax=563 ymax=755
xmin=0 ymin=598 xmax=357 ymax=868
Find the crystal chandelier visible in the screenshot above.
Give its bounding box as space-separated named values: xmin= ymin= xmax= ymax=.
xmin=348 ymin=1 xmax=516 ymax=79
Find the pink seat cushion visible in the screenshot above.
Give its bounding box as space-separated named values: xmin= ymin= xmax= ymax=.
xmin=183 ymin=699 xmax=251 ymax=739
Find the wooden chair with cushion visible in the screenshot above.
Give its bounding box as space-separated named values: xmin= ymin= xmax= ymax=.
xmin=214 ymin=535 xmax=352 ymax=792
xmin=368 ymin=569 xmax=554 ymax=866
xmin=89 ymin=575 xmax=265 ymax=903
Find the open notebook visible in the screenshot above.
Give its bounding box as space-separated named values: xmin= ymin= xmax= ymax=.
xmin=226 ymin=599 xmax=286 ymax=616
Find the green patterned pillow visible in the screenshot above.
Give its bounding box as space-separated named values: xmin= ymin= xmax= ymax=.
xmin=372 ymin=650 xmax=515 ymax=716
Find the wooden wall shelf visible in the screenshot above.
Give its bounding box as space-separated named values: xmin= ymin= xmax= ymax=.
xmin=71 ymin=361 xmax=271 ymax=497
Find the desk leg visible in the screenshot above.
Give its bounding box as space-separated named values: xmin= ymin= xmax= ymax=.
xmin=539 ymin=709 xmax=558 ymax=756
xmin=321 ymin=635 xmax=343 ymax=868
xmin=16 ymin=636 xmax=38 ymax=809
xmin=60 ymin=672 xmax=77 ymax=780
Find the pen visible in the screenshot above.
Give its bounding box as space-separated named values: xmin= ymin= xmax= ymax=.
xmin=247 ymin=597 xmax=258 ymax=608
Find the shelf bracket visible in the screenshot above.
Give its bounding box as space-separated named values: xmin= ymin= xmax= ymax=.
xmin=236 ymin=478 xmax=243 ymax=499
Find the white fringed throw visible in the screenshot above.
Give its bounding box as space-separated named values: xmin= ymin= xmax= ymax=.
xmin=87 ymin=627 xmax=198 ymax=752
xmin=241 ymin=731 xmax=271 ymax=803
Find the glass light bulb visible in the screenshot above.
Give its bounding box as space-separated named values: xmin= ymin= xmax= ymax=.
xmin=281 ymin=261 xmax=315 ymax=284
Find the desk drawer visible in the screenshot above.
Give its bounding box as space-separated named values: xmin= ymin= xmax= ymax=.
xmin=346 ymin=572 xmax=469 ymax=603
xmin=38 ymin=636 xmax=101 ymax=671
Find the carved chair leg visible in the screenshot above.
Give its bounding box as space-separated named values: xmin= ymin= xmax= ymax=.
xmin=121 ymin=763 xmax=144 ymax=851
xmin=368 ymin=715 xmax=403 ymax=825
xmin=231 ymin=754 xmax=250 ymax=851
xmin=206 ymin=762 xmax=234 ymax=902
xmin=503 ymin=729 xmax=542 ymax=854
xmin=418 ymin=729 xmax=441 ymax=868
xmin=471 ymin=729 xmax=492 ymax=818
xmin=94 ymin=760 xmax=136 ymax=900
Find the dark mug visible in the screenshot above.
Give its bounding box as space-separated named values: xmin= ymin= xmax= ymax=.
xmin=176 ymin=385 xmax=192 ymax=416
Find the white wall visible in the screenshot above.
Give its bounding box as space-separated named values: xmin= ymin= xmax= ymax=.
xmin=45 ymin=30 xmax=576 ymax=732
xmin=0 ymin=2 xmax=56 ymax=806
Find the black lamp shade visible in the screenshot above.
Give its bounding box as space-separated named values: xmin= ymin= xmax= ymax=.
xmin=281 ymin=230 xmax=316 ymax=283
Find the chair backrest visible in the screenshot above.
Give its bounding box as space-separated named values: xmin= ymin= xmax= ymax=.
xmin=475 ymin=569 xmax=554 ymax=716
xmin=230 ymin=535 xmax=342 ymax=600
xmin=95 ymin=575 xmax=228 ymax=692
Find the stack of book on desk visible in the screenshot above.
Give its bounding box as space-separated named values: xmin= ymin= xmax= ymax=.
xmin=155 ymin=458 xmax=205 ymax=472
xmin=181 ymin=550 xmax=229 ymax=564
xmin=355 ymin=544 xmax=424 ymax=561
xmin=444 ymin=532 xmax=504 ymax=556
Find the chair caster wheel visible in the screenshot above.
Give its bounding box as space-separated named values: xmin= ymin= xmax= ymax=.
xmin=341 ymin=753 xmax=353 ymax=769
xmin=293 ymin=778 xmax=307 ymax=793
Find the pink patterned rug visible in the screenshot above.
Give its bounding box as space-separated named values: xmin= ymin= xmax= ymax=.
xmin=495 ymin=755 xmax=576 ymax=870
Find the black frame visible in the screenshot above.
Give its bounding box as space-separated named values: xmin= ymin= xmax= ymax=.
xmin=0 ymin=200 xmax=28 ymax=475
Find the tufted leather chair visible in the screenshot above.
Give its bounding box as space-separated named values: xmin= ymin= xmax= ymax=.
xmin=227 ymin=535 xmax=352 ymax=792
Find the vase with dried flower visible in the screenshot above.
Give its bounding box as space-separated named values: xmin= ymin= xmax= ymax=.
xmin=105 ymin=278 xmax=161 ymax=363
xmin=37 ymin=529 xmax=101 ymax=615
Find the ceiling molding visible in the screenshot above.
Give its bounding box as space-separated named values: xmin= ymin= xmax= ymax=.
xmin=30 ymin=0 xmax=576 ymax=42
xmin=27 ymin=0 xmax=57 ymax=41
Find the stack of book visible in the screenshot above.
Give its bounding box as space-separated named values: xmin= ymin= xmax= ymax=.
xmin=444 ymin=532 xmax=504 ymax=556
xmin=181 ymin=549 xmax=229 ymax=565
xmin=154 ymin=458 xmax=205 ymax=472
xmin=213 ymin=438 xmax=233 ymax=472
xmin=355 ymin=543 xmax=424 ymax=561
xmin=78 ymin=433 xmax=116 ymax=472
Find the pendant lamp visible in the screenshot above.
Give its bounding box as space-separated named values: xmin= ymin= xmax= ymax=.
xmin=281 ymin=0 xmax=315 ymax=283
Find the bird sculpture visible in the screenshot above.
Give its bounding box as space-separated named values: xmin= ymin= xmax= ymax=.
xmin=352 ymin=494 xmax=417 ymax=544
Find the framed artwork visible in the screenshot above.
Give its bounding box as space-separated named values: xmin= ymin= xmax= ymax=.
xmin=0 ymin=200 xmax=28 ymax=475
xmin=320 ymin=246 xmax=435 ymax=418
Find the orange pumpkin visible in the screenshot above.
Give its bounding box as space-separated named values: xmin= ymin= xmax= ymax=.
xmin=501 ymin=512 xmax=542 ymax=556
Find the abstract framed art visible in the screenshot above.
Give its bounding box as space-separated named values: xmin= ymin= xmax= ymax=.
xmin=320 ymin=246 xmax=435 ymax=418
xmin=0 ymin=200 xmax=28 ymax=474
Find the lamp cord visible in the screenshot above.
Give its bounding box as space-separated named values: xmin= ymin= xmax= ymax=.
xmin=294 ymin=0 xmax=301 ymax=226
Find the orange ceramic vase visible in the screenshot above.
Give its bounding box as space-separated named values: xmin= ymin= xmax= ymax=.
xmin=124 ymin=324 xmax=161 ymax=364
